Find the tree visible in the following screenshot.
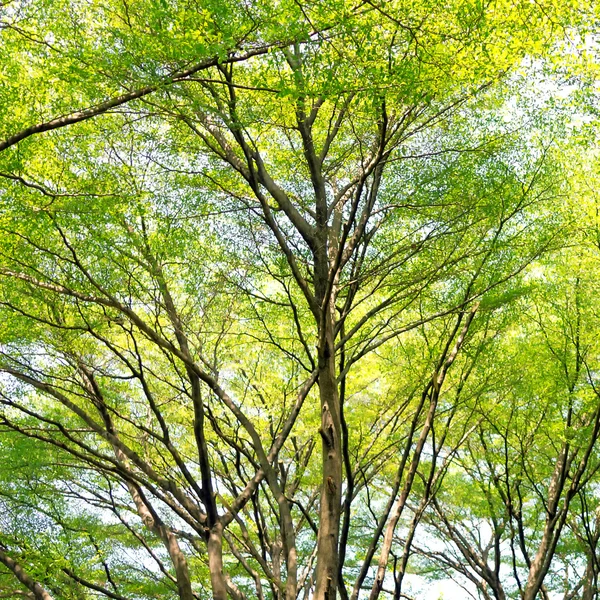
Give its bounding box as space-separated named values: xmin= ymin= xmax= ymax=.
xmin=0 ymin=1 xmax=597 ymax=599
xmin=416 ymin=241 xmax=600 ymax=600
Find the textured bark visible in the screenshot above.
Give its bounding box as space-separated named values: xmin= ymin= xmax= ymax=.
xmin=314 ymin=311 xmax=343 ymax=600
xmin=314 ymin=241 xmax=343 ymax=600
xmin=582 ymin=556 xmax=595 ymax=600
xmin=273 ymin=485 xmax=298 ymax=600
xmin=208 ymin=524 xmax=229 ymax=600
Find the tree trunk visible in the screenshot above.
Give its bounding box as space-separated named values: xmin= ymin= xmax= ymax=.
xmin=522 ymin=447 xmax=567 ymax=600
xmin=582 ymin=555 xmax=595 ymax=600
xmin=369 ymin=393 xmax=437 ymax=600
xmin=314 ymin=304 xmax=343 ymax=600
xmin=208 ymin=523 xmax=229 ymax=600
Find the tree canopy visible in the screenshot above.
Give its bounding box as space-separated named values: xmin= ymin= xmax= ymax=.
xmin=1 ymin=1 xmax=600 ymax=599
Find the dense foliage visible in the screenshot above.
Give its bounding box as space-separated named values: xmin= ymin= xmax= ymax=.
xmin=1 ymin=1 xmax=600 ymax=599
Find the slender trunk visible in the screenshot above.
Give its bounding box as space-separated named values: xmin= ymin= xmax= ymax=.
xmin=522 ymin=530 xmax=554 ymax=600
xmin=166 ymin=531 xmax=195 ymax=600
xmin=272 ymin=540 xmax=283 ymax=600
xmin=208 ymin=524 xmax=229 ymax=600
xmin=281 ymin=508 xmax=299 ymax=600
xmin=314 ymin=305 xmax=343 ymax=600
xmin=369 ymin=393 xmax=437 ymax=600
xmin=263 ymin=470 xmax=298 ymax=600
xmin=338 ymin=326 xmax=353 ymax=600
xmin=582 ymin=555 xmax=595 ymax=600
xmin=492 ymin=581 xmax=506 ymax=600
xmin=369 ymin=306 xmax=478 ymax=600
xmin=93 ymin=369 xmax=198 ymax=600
xmin=125 ymin=481 xmax=196 ymax=600
xmin=522 ymin=447 xmax=568 ymax=600
xmin=152 ymin=266 xmax=230 ymax=599
xmin=349 ymin=387 xmax=431 ymax=600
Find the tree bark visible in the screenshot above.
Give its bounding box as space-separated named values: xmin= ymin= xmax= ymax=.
xmin=313 ymin=234 xmax=343 ymax=600
xmin=521 ymin=446 xmax=568 ymax=600
xmin=125 ymin=480 xmax=196 ymax=600
xmin=314 ymin=306 xmax=343 ymax=600
xmin=582 ymin=555 xmax=595 ymax=600
xmin=208 ymin=523 xmax=229 ymax=600
xmin=0 ymin=547 xmax=54 ymax=600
